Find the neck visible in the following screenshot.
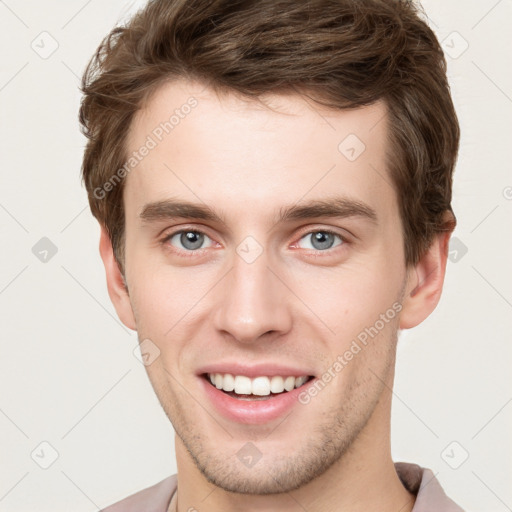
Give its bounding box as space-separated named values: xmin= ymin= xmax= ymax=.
xmin=172 ymin=380 xmax=415 ymax=512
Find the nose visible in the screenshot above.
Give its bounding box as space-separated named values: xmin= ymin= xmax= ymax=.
xmin=212 ymin=248 xmax=293 ymax=345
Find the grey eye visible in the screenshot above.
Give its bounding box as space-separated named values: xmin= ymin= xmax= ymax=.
xmin=297 ymin=231 xmax=343 ymax=251
xmin=169 ymin=231 xmax=212 ymax=251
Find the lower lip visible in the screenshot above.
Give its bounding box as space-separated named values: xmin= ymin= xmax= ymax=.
xmin=199 ymin=376 xmax=314 ymax=425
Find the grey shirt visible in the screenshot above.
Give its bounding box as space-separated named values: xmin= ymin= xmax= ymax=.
xmin=101 ymin=461 xmax=464 ymax=511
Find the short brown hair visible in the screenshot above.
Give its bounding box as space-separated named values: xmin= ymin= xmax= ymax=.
xmin=79 ymin=0 xmax=459 ymax=273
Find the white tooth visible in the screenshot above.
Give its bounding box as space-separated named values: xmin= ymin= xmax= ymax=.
xmin=222 ymin=373 xmax=235 ymax=392
xmin=209 ymin=373 xmax=215 ymax=385
xmin=252 ymin=376 xmax=271 ymax=396
xmin=214 ymin=373 xmax=223 ymax=389
xmin=295 ymin=376 xmax=307 ymax=388
xmin=234 ymin=375 xmax=252 ymax=394
xmin=270 ymin=376 xmax=285 ymax=393
xmin=284 ymin=376 xmax=295 ymax=392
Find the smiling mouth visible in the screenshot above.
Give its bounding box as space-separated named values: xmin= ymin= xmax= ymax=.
xmin=203 ymin=373 xmax=314 ymax=400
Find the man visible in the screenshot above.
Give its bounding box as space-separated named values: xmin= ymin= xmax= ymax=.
xmin=79 ymin=0 xmax=464 ymax=510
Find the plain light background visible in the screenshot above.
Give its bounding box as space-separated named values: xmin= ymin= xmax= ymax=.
xmin=0 ymin=1 xmax=511 ymax=510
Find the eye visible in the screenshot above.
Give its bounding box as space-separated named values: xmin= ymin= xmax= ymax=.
xmin=164 ymin=230 xmax=215 ymax=252
xmin=296 ymin=230 xmax=344 ymax=251
xmin=161 ymin=228 xmax=346 ymax=256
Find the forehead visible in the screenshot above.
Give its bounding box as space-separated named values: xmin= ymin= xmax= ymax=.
xmin=124 ymin=79 xmax=395 ymax=226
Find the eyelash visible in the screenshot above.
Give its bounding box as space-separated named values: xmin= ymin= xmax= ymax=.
xmin=160 ymin=227 xmax=348 ymax=258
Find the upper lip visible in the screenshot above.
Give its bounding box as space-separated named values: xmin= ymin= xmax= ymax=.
xmin=197 ymin=363 xmax=315 ymax=378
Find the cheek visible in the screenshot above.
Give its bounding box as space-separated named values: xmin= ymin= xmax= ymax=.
xmin=126 ymin=262 xmax=178 ymax=339
xmin=314 ymin=311 xmax=399 ymax=407
xmin=289 ymin=258 xmax=402 ymax=337
xmin=126 ymin=255 xmax=216 ymax=344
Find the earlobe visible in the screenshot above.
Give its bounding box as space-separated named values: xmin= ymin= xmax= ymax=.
xmin=98 ymin=225 xmax=137 ymax=331
xmin=399 ymin=227 xmax=452 ymax=330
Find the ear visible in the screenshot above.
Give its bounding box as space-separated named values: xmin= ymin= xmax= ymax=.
xmin=399 ymin=215 xmax=454 ymax=330
xmin=98 ymin=224 xmax=137 ymax=331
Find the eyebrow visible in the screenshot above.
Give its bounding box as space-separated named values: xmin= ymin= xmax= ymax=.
xmin=139 ymin=196 xmax=378 ymax=227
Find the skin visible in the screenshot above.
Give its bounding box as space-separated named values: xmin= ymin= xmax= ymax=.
xmin=99 ymin=79 xmax=452 ymax=512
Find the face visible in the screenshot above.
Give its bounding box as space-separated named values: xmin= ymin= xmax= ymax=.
xmin=106 ymin=79 xmax=435 ymax=494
